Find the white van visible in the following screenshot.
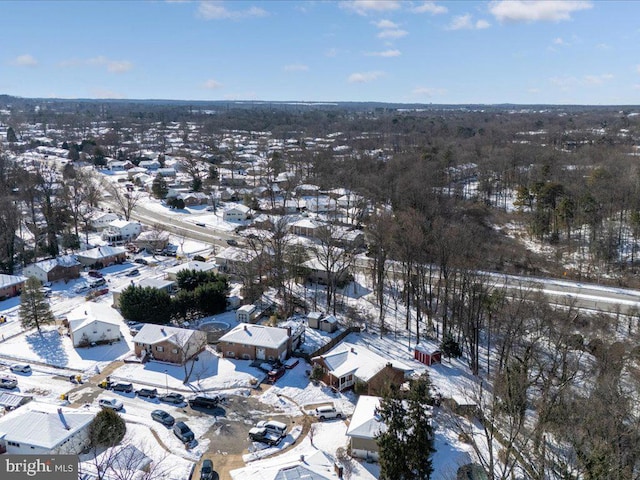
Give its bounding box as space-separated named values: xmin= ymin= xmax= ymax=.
xmin=313 ymin=405 xmax=343 ymax=420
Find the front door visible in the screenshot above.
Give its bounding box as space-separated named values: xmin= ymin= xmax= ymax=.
xmin=256 ymin=348 xmax=266 ymax=360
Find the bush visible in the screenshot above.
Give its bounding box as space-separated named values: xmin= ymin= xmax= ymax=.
xmin=89 ymin=409 xmax=126 ymax=447
xmin=441 ymin=334 xmax=463 ymax=358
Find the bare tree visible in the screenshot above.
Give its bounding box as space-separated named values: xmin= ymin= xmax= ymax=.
xmin=104 ymin=181 xmax=143 ymax=221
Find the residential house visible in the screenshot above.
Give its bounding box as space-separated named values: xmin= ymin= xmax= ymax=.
xmin=0 ymin=274 xmax=27 ymax=300
xmin=23 ymin=255 xmax=82 ymax=283
xmin=0 ymin=402 xmax=95 ymax=455
xmin=236 ymin=304 xmax=258 ymax=323
xmin=311 ymin=342 xmax=412 ymax=394
xmin=289 ymin=217 xmax=321 ymax=237
xmin=230 ymin=450 xmax=345 ymax=480
xmin=76 ymin=246 xmax=127 ymax=268
xmin=112 ymin=277 xmax=175 ymax=308
xmin=107 ymin=160 xmax=130 ymax=171
xmin=278 ymin=318 xmax=306 ymax=352
xmin=133 ymin=324 xmax=207 ymax=364
xmin=133 ymin=230 xmax=169 ymax=253
xmin=302 ymin=256 xmax=350 ymax=286
xmin=305 ymin=196 xmax=338 ymax=214
xmin=101 ymin=220 xmax=142 ymax=243
xmin=157 ymin=167 xmax=176 ymax=178
xmin=90 ymin=211 xmax=119 ymax=230
xmin=214 ymin=246 xmax=262 ymax=277
xmin=345 ymin=395 xmax=385 ymax=461
xmin=177 ymin=191 xmax=208 ymax=206
xmin=223 ymin=204 xmax=251 ymax=222
xmin=139 ymin=159 xmax=161 ymax=171
xmin=164 ymin=260 xmax=217 ymax=281
xmin=218 ymin=323 xmax=290 ymax=362
xmin=67 ymin=303 xmax=124 ymax=348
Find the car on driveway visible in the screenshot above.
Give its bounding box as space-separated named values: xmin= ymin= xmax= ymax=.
xmin=173 ymin=421 xmax=195 ymax=443
xmin=268 ymin=366 xmax=286 ymax=383
xmin=248 ymin=427 xmax=282 ymax=446
xmin=99 ymin=398 xmax=124 ymax=411
xmin=188 ymin=395 xmax=220 ymax=409
xmin=226 ymin=239 xmax=239 ymax=246
xmin=313 ymin=405 xmax=343 ymax=420
xmin=10 ymin=364 xmax=31 ymax=374
xmin=134 ymin=258 xmax=148 ymax=265
xmin=200 ymin=459 xmax=214 ymax=480
xmin=88 ymin=270 xmax=104 ymax=278
xmin=126 ymin=268 xmax=140 ymax=277
xmin=0 ymin=375 xmax=18 ymax=389
xmin=136 ymin=387 xmax=158 ymax=398
xmin=151 ymin=409 xmax=175 ymax=427
xmin=159 ymin=392 xmax=185 ymax=405
xmin=256 ymin=420 xmax=288 ymax=437
xmin=111 ymin=382 xmax=133 ymax=393
xmin=74 ymin=284 xmax=90 ymax=294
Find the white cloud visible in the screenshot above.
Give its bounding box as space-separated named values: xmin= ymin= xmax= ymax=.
xmin=366 ymin=49 xmax=401 ymax=57
xmin=87 ymin=56 xmax=133 ymax=73
xmin=325 ymin=48 xmax=338 ymax=58
xmin=198 ymin=1 xmax=267 ymax=20
xmin=340 ymin=0 xmax=401 ymax=16
xmin=90 ymin=89 xmax=125 ymax=99
xmin=583 ymin=73 xmax=613 ymax=85
xmin=13 ymin=54 xmax=37 ymax=66
xmin=377 ymin=29 xmax=408 ymax=39
xmin=446 ymin=14 xmax=489 ymax=30
xmin=203 ymin=79 xmax=223 ymax=89
xmin=412 ymin=86 xmax=446 ymax=97
xmin=284 ymin=64 xmax=309 ymax=72
xmin=348 ymin=71 xmax=385 ymax=83
xmin=412 ymin=2 xmax=447 ymax=15
xmin=553 ymin=37 xmax=565 ymax=45
xmin=372 ymin=19 xmax=398 ymax=29
xmin=489 ymin=0 xmax=592 ymax=23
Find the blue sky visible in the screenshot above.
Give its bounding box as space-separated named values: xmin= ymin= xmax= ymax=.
xmin=1 ymin=1 xmax=639 ymax=104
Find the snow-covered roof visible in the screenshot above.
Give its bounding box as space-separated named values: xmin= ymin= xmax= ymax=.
xmin=27 ymin=254 xmax=81 ymax=272
xmin=77 ymin=245 xmax=126 ymax=260
xmin=215 ymin=246 xmax=258 ymax=262
xmin=225 ymin=203 xmax=251 ymax=213
xmin=0 ymin=273 xmax=27 ymax=288
xmin=219 ymin=323 xmax=289 ymax=349
xmin=0 ymin=401 xmax=95 ymax=450
xmin=164 ymin=261 xmax=216 ymax=275
xmin=231 ymin=447 xmax=339 ymax=480
xmin=137 ymin=277 xmax=175 ymax=290
xmin=345 ymin=395 xmax=386 ymax=440
xmin=314 ymin=342 xmax=412 ymax=382
xmin=67 ymin=303 xmax=124 ymax=333
xmin=134 ymin=324 xmax=199 ymax=349
xmin=109 ymin=219 xmax=138 ymax=229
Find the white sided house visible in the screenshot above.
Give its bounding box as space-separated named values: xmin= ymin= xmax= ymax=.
xmin=90 ymin=211 xmax=119 ymax=230
xmin=164 ymin=260 xmax=217 ymax=281
xmin=236 ymin=304 xmax=258 ymax=323
xmin=67 ymin=303 xmax=124 ymax=347
xmin=0 ymin=402 xmax=95 ymax=455
xmin=222 ymin=204 xmax=251 ymax=222
xmin=345 ymin=395 xmax=386 ymax=461
xmin=101 ymin=219 xmax=142 ymax=243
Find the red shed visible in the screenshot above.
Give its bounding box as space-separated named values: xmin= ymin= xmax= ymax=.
xmin=414 ymin=344 xmax=442 ymax=366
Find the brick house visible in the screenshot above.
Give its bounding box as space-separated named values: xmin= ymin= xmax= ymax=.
xmin=133 ymin=324 xmax=207 ymax=364
xmin=0 ymin=274 xmax=27 ymax=300
xmin=23 ymin=255 xmax=82 ymax=283
xmin=76 ymin=246 xmax=127 ymax=268
xmin=217 ymin=323 xmax=291 ymax=362
xmin=311 ymin=342 xmax=412 ymax=395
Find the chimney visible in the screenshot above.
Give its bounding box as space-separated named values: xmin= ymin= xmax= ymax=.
xmin=58 ymin=408 xmax=71 ymax=430
xmin=161 ymin=328 xmax=166 ymax=335
xmin=350 ymin=347 xmax=355 ymax=353
xmin=244 ymin=325 xmax=248 ymax=331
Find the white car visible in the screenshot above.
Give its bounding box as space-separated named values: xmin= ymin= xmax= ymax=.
xmin=9 ymin=364 xmax=31 ymax=374
xmin=313 ymin=405 xmax=343 ymax=420
xmin=99 ymin=398 xmax=124 ymax=411
xmin=256 ymin=420 xmax=288 ymax=437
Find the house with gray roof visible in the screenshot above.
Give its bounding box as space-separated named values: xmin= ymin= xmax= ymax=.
xmin=345 ymin=395 xmax=386 ymax=461
xmin=67 ymin=303 xmax=124 ymax=347
xmin=133 ymin=324 xmax=206 ymax=364
xmin=217 ymin=323 xmax=291 ymax=362
xmin=0 ymin=273 xmax=27 ymax=300
xmin=76 ymin=245 xmax=126 ymax=268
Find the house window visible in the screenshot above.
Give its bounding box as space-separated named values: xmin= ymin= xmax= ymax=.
xmin=107 ymin=328 xmax=111 ymax=332
xmin=156 ymin=346 xmax=164 ymax=352
xmin=93 ymin=331 xmax=97 ymax=334
xmin=242 ymin=354 xmax=250 ymax=360
xmin=8 ymin=441 xmax=20 ymax=447
xmin=227 ymin=351 xmax=235 ymax=357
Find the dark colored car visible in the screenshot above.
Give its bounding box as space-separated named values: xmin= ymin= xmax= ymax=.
xmin=151 ymin=409 xmax=175 ymax=427
xmin=173 ymin=421 xmax=195 ymax=443
xmin=126 ymin=268 xmax=140 ymax=277
xmin=189 ymin=395 xmax=220 ymax=409
xmin=88 ymin=270 xmax=104 ymax=278
xmin=248 ymin=427 xmax=281 ymax=446
xmin=200 ymin=459 xmax=214 ymax=480
xmin=134 ymin=258 xmax=148 ymax=265
xmin=136 ymin=387 xmax=158 ymax=398
xmin=268 ymin=366 xmax=286 ymax=383
xmin=112 ymin=382 xmax=133 ymax=393
xmin=159 ymin=392 xmax=185 ymax=404
xmin=226 ymin=239 xmax=239 ymax=246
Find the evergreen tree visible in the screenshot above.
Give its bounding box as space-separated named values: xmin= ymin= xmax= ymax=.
xmin=19 ymin=277 xmax=55 ymax=332
xmin=89 ymin=408 xmax=126 ymax=447
xmin=6 ymin=126 xmax=18 ymax=143
xmin=152 ymin=173 xmax=168 ymax=199
xmin=377 ymin=395 xmax=412 ymax=479
xmin=119 ymin=285 xmax=171 ymax=324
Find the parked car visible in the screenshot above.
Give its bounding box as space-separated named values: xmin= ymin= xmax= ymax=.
xmin=0 ymin=375 xmax=18 ymax=389
xmin=226 ymin=238 xmax=239 ymax=246
xmin=248 ymin=427 xmax=282 ymax=446
xmin=9 ymin=364 xmax=31 ymax=374
xmin=74 ymin=284 xmax=90 ymax=294
xmin=134 ymin=258 xmax=148 ymax=265
xmin=200 ymin=459 xmax=214 ymax=480
xmin=151 ymin=409 xmax=175 ymax=426
xmin=89 ymin=278 xmax=107 ymax=288
xmin=313 ymin=405 xmax=343 ymax=420
xmin=88 ymin=270 xmax=104 ymax=278
xmin=136 ymin=387 xmax=158 ymax=398
xmin=99 ymin=398 xmax=124 ymax=411
xmin=195 ymin=222 xmax=206 ymax=228
xmin=111 ymin=382 xmax=133 ymax=393
xmin=188 ymin=395 xmax=220 ymax=409
xmin=126 ymin=268 xmax=140 ymax=277
xmin=173 ymin=421 xmax=195 ymax=443
xmin=256 ymin=420 xmax=288 ymax=437
xmin=159 ymin=392 xmax=185 ymax=405
xmin=268 ymin=366 xmax=286 ymax=383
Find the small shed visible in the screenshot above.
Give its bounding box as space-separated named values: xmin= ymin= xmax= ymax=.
xmin=307 ymin=311 xmax=323 ymax=329
xmin=414 ymin=344 xmax=441 ymax=366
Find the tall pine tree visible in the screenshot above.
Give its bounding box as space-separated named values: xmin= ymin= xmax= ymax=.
xmin=19 ymin=277 xmax=55 ymax=332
